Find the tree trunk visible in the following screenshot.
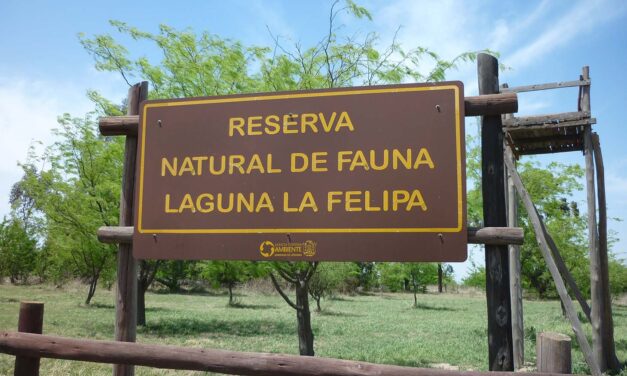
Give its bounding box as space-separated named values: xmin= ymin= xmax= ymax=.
xmin=295 ymin=282 xmax=314 ymax=356
xmin=137 ymin=260 xmax=161 ymax=326
xmin=437 ymin=264 xmax=443 ymax=293
xmin=228 ymin=283 xmax=234 ymax=306
xmin=137 ymin=278 xmax=146 ymax=326
xmin=314 ymin=296 xmax=321 ymax=312
xmin=85 ymin=275 xmax=98 ymax=305
xmin=412 ymin=278 xmax=418 ymax=308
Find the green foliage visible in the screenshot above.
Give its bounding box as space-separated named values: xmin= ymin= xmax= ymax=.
xmin=609 ymin=259 xmax=627 ymax=297
xmin=517 ymin=161 xmax=587 ymax=298
xmin=79 ymin=1 xmax=488 ymax=100
xmin=154 ymin=261 xmax=199 ymax=293
xmin=308 ymin=262 xmax=356 ymax=310
xmin=379 ymin=262 xmax=405 ymax=292
xmin=462 ymin=264 xmax=486 ymax=289
xmin=380 ymin=262 xmax=438 ymax=306
xmin=0 ymin=217 xmax=37 ymax=283
xmin=200 ymin=261 xmax=263 ymax=305
xmin=14 ymin=113 xmax=121 ymax=303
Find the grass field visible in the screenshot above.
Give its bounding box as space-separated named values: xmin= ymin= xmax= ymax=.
xmin=0 ymin=283 xmax=625 ymax=375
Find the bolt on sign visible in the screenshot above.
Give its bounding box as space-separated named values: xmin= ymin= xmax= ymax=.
xmin=134 ymin=82 xmax=467 ymax=261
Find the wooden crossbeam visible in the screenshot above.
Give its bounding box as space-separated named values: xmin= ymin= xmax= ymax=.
xmin=503 ymin=111 xmax=590 ymax=127
xmin=97 ymin=226 xmax=524 ymax=246
xmin=99 ymin=93 xmax=519 ymax=136
xmin=500 ymin=80 xmax=590 ymax=93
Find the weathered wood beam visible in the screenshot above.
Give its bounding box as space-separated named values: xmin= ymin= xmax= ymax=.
xmin=465 ymin=93 xmax=518 ymax=117
xmin=0 ymin=331 xmax=572 ymax=376
xmin=503 ymin=111 xmax=590 ymax=127
xmin=98 ymin=226 xmax=523 ymax=246
xmin=500 ymin=79 xmax=590 ymax=93
xmin=99 ymin=116 xmax=138 ymax=136
xmin=505 ymin=149 xmax=601 ymax=376
xmin=99 ymin=93 xmax=518 ymax=136
xmin=14 ymin=302 xmax=44 ymax=375
xmin=114 ymin=81 xmax=148 ymax=376
xmin=505 ymin=147 xmax=524 ymax=370
xmin=510 ymin=145 xmax=584 ymax=156
xmin=478 ymin=53 xmax=513 ymax=372
xmin=468 ymin=227 xmax=523 ymax=245
xmin=505 ymin=119 xmax=596 ymax=132
xmin=591 ymin=132 xmax=620 ymax=370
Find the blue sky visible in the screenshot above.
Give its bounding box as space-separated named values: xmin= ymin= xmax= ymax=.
xmin=1 ymin=0 xmax=626 ymax=279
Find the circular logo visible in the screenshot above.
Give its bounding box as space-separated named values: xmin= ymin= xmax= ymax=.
xmin=259 ymin=241 xmax=275 ymax=257
xmin=303 ymin=240 xmax=317 ymax=257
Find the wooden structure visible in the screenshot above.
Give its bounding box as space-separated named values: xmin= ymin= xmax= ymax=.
xmin=94 ymin=73 xmax=524 ymax=375
xmin=501 ymin=66 xmax=619 ymax=374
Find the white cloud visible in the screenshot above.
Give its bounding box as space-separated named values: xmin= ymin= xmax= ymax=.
xmin=504 ymin=0 xmax=627 ymax=69
xmin=0 ymin=69 xmax=127 ymax=219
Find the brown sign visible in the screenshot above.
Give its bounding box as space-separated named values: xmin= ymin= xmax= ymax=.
xmin=133 ymin=82 xmax=467 ymax=261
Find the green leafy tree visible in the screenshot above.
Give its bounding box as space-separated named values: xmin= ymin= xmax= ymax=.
xmin=517 ymin=161 xmax=588 ymax=298
xmin=154 ymin=261 xmax=198 ymax=293
xmin=200 ymin=261 xmax=261 ymax=305
xmin=462 ymin=263 xmax=486 ymax=289
xmin=15 ymin=113 xmax=121 ymax=304
xmin=308 ymin=262 xmax=355 ymax=311
xmin=380 ymin=262 xmax=438 ymax=307
xmin=0 ymin=217 xmax=37 ymax=283
xmin=268 ymin=261 xmax=318 ymax=355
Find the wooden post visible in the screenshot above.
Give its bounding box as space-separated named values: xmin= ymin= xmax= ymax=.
xmin=505 ymin=146 xmax=524 ymax=370
xmin=536 ymin=332 xmax=571 ymax=374
xmin=591 ymin=133 xmax=620 ymax=370
xmin=505 ymin=150 xmax=601 ymax=376
xmin=477 ymin=53 xmax=513 ymax=371
xmin=14 ymin=302 xmax=44 ymax=376
xmin=581 ymin=65 xmax=606 ymax=372
xmin=114 ymin=81 xmax=148 ymax=376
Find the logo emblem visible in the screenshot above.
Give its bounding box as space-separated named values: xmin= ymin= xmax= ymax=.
xmin=303 ymin=240 xmax=317 ymax=257
xmin=258 ymin=240 xmax=317 ymax=258
xmin=259 ymin=241 xmax=275 ymax=257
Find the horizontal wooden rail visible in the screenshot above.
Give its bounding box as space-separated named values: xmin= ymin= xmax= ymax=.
xmin=99 ymin=93 xmax=518 ymax=136
xmin=500 ymin=79 xmax=590 ymax=93
xmin=0 ymin=332 xmax=564 ymax=376
xmin=503 ymin=111 xmax=591 ymax=127
xmin=97 ymin=226 xmax=523 ymax=246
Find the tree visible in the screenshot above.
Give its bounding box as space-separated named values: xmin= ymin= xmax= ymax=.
xmin=462 ymin=263 xmax=486 ymax=289
xmin=517 ymin=161 xmax=588 ymax=298
xmin=437 ymin=263 xmax=455 ymax=292
xmin=308 ymin=262 xmax=355 ymax=311
xmin=380 ymin=262 xmax=438 ymax=307
xmin=0 ymin=217 xmax=37 ymax=283
xmin=15 ymin=114 xmax=121 ymax=304
xmin=269 ymin=262 xmax=318 ymax=355
xmin=154 ymin=261 xmax=198 ymax=293
xmin=137 ymin=260 xmax=162 ymax=326
xmin=200 ymin=261 xmax=260 ymax=305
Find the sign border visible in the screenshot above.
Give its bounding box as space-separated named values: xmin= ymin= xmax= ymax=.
xmin=137 ymin=84 xmax=463 ymax=234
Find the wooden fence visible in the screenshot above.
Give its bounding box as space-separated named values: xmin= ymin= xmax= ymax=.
xmin=2 ymin=302 xmax=573 ymax=376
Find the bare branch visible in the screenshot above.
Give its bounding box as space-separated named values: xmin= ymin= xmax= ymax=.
xmin=269 ymin=272 xmax=300 ymax=311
